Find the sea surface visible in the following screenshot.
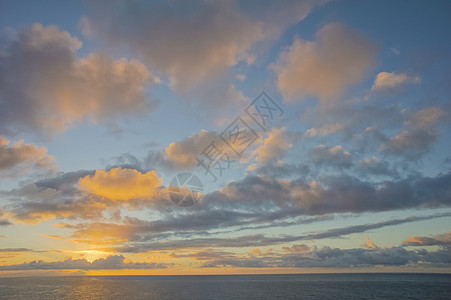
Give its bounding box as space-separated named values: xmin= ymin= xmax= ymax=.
xmin=0 ymin=273 xmax=450 ymax=299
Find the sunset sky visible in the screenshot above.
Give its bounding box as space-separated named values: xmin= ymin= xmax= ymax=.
xmin=0 ymin=0 xmax=450 ymax=277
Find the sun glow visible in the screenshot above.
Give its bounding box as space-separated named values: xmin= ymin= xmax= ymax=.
xmin=77 ymin=250 xmax=109 ymax=262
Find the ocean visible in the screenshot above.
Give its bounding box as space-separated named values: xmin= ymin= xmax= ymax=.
xmin=0 ymin=273 xmax=450 ymax=299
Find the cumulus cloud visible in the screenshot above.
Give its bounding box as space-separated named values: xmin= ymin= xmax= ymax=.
xmin=272 ymin=23 xmax=377 ymax=103
xmin=0 ymin=255 xmax=166 ymax=270
xmin=371 ymin=71 xmax=420 ymax=91
xmin=308 ymin=145 xmax=352 ymax=169
xmin=4 ymin=164 xmax=451 ymax=226
xmin=0 ymin=136 xmax=55 ymax=177
xmin=0 ymin=23 xmax=158 ymax=134
xmin=3 ymin=168 xmax=168 ymax=223
xmin=253 ymin=128 xmax=292 ymax=163
xmin=78 ymin=167 xmax=162 ymax=201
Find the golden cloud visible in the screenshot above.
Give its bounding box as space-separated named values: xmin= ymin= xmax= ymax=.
xmin=78 ymin=168 xmax=162 ymax=201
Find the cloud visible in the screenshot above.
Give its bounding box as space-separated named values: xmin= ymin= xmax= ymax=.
xmin=253 ymin=128 xmax=292 ymax=163
xmin=204 ymin=246 xmax=451 ymax=269
xmin=379 ymin=129 xmax=438 ymax=159
xmin=252 ymin=161 xmax=310 ymax=178
xmin=82 ymin=0 xmax=263 ymax=93
xmin=0 ymin=255 xmax=166 ymax=270
xmin=357 ymin=157 xmax=392 ymax=176
xmin=4 ymin=182 xmax=106 ymax=223
xmin=364 ymin=237 xmax=378 ymax=249
xmin=5 ymin=164 xmax=451 ymax=226
xmin=308 ymin=145 xmax=352 ymax=169
xmin=305 ymin=123 xmax=346 ymax=137
xmin=2 ymin=168 xmax=168 ymax=223
xmin=371 ymin=71 xmax=420 ymax=91
xmin=115 ymin=213 xmax=450 ymax=252
xmin=169 ymin=249 xmax=236 ymax=261
xmin=403 ymin=231 xmax=451 ymax=247
xmin=0 ymin=248 xmax=32 ymax=253
xmin=0 ymin=23 xmax=158 ymax=134
xmin=272 ymin=23 xmax=377 ymax=103
xmin=0 ymin=220 xmax=12 ymax=226
xmin=164 ymin=130 xmax=221 ymax=169
xmin=209 ymin=172 xmax=451 ymax=216
xmin=405 ymin=106 xmax=445 ymax=129
xmin=283 ymin=244 xmax=310 ymax=253
xmin=0 ymin=136 xmax=55 ymax=177
xmin=82 ymin=0 xmax=328 ymax=95
xmin=78 ymin=167 xmax=162 ymax=201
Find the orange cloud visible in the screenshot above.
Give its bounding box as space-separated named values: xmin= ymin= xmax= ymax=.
xmin=403 ymin=231 xmax=451 ymax=246
xmin=78 ymin=168 xmax=162 ymax=201
xmin=364 ymin=237 xmax=377 ymax=249
xmin=252 ymin=128 xmax=292 ymax=163
xmin=272 ymin=23 xmax=377 ymax=104
xmin=371 ymin=71 xmax=420 ymax=91
xmin=0 ymin=23 xmax=159 ymax=134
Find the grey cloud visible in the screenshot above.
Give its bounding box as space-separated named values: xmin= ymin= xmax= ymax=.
xmin=0 ymin=136 xmax=55 ymax=177
xmin=2 ymin=168 xmax=170 ymax=223
xmin=0 ymin=255 xmax=167 ymax=270
xmin=308 ymin=145 xmax=352 ymax=169
xmin=116 ymin=213 xmax=450 ymax=252
xmin=379 ymin=129 xmax=438 ymax=159
xmin=204 ymin=247 xmax=451 ymax=269
xmin=0 ymin=248 xmax=32 ymax=252
xmin=211 ymin=171 xmax=451 ymax=215
xmin=252 ymin=162 xmax=310 ymax=178
xmin=356 ymin=157 xmax=394 ymax=177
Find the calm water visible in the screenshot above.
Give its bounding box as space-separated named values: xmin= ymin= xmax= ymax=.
xmin=0 ymin=273 xmax=450 ymax=300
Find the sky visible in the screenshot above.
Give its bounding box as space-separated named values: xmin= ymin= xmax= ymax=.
xmin=0 ymin=0 xmax=450 ymax=277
